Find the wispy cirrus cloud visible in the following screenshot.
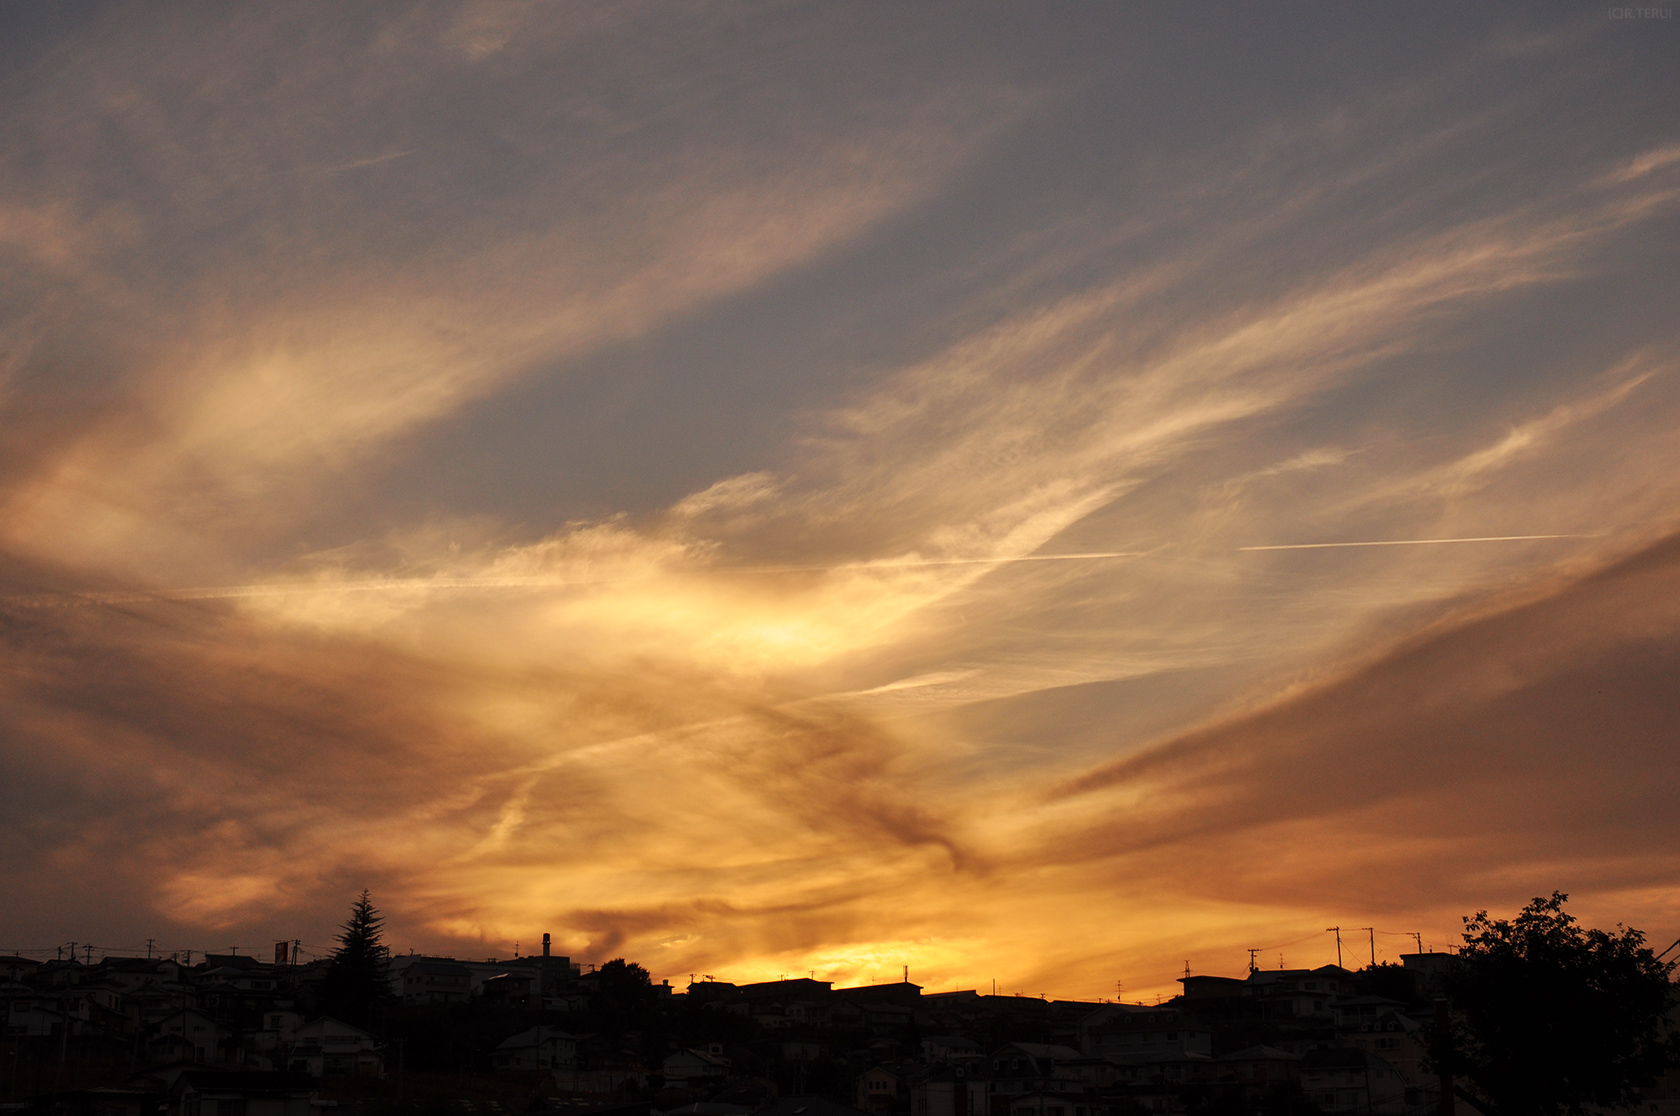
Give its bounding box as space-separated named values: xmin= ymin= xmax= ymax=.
xmin=2 ymin=4 xmax=1678 ymax=998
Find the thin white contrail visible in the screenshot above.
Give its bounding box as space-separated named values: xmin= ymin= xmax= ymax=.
xmin=5 ymin=551 xmax=1151 ymax=606
xmin=741 ymin=550 xmax=1149 ymax=574
xmin=1238 ymin=533 xmax=1594 ymax=551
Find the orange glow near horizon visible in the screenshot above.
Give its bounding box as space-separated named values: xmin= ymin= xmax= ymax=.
xmin=2 ymin=4 xmax=1679 ymax=1003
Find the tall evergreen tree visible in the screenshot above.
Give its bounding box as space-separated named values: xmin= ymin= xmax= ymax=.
xmin=319 ymin=889 xmax=393 ymax=1030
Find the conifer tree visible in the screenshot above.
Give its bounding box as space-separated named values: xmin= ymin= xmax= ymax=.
xmin=319 ymin=889 xmax=393 ymax=1030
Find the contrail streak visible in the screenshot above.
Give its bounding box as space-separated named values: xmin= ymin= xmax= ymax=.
xmin=1238 ymin=533 xmax=1594 ymax=552
xmin=4 ymin=551 xmax=1150 ymax=607
xmin=741 ymin=550 xmax=1149 ymax=574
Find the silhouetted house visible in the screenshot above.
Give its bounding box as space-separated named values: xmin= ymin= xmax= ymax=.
xmin=93 ymin=958 xmax=181 ymax=995
xmin=1297 ymin=1048 xmax=1404 ymax=1115
xmin=1078 ymin=1005 xmax=1210 ymax=1059
xmin=920 ymin=1037 xmax=982 ymax=1063
xmin=5 ymin=991 xmax=73 ymax=1039
xmin=286 ymin=1018 xmax=381 ymax=1078
xmin=653 ymin=1105 xmax=750 ymax=1116
xmin=27 ymin=1086 xmax=165 ymax=1116
xmin=1343 ymin=1010 xmax=1430 ymax=1090
xmin=1332 ymin=995 xmax=1407 ymax=1029
xmin=1056 ymin=1054 xmax=1140 ymax=1092
xmin=483 ymin=971 xmax=537 ymax=1009
xmin=782 ymin=1041 xmax=826 ymax=1061
xmin=0 ymin=955 xmax=43 ymax=983
xmin=855 ymin=1066 xmax=904 ymax=1115
xmin=829 ymin=999 xmax=865 ymax=1030
xmin=197 ymin=963 xmax=279 ymax=994
xmin=144 ymin=1008 xmax=226 ymax=1062
xmin=986 ymin=1044 xmax=1082 ymax=1097
xmin=1245 ymin=966 xmax=1353 ymax=1021
xmin=1177 ymin=975 xmax=1247 ymax=1001
xmin=740 ymin=978 xmax=833 ymax=1001
xmin=396 ymin=960 xmax=472 ymax=1004
xmin=492 ymin=1026 xmax=577 ymax=1071
xmin=1398 ymin=952 xmax=1457 ymax=997
xmin=663 ymin=1046 xmax=730 ymax=1087
xmin=908 ymin=1063 xmax=989 ymax=1116
xmin=756 ymin=1097 xmax=873 ymax=1116
xmin=1213 ymin=1045 xmax=1299 ymax=1087
xmin=852 ymin=1002 xmax=915 ymax=1036
xmin=685 ymin=981 xmax=741 ymax=1006
xmin=251 ymin=1010 xmax=305 ymax=1053
xmin=838 ymin=981 xmax=922 ymax=1006
xmin=158 ymin=1069 xmax=314 ymax=1116
xmin=994 ymin=1092 xmax=1084 ymax=1116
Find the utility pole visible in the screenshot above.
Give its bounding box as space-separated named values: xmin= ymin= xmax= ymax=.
xmin=1350 ymin=927 xmax=1377 ymax=974
xmin=146 ymin=939 xmax=154 ymax=960
xmin=1326 ymin=927 xmax=1343 ymax=969
xmin=1246 ymin=949 xmax=1259 ymax=973
xmin=1409 ymin=932 xmax=1423 ymax=954
xmin=56 ymin=980 xmax=72 ymax=1090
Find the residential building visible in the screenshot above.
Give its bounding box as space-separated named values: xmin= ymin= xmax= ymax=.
xmin=664 ymin=1046 xmax=730 ymax=1087
xmin=492 ymin=1025 xmax=577 ymax=1071
xmin=285 ymin=1017 xmax=382 ymax=1078
xmin=1297 ymin=1048 xmax=1405 ymax=1116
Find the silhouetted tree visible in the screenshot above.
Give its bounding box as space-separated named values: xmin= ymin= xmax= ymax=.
xmin=1355 ymin=960 xmax=1420 ymax=1005
xmin=319 ymin=889 xmax=394 ymax=1030
xmin=1432 ymin=891 xmax=1678 ymax=1116
xmin=594 ymin=957 xmax=655 ymax=1022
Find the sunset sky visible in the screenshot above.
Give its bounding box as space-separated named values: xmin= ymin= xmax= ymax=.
xmin=3 ymin=2 xmax=1679 ymax=1001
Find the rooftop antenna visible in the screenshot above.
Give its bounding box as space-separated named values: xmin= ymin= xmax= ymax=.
xmin=1183 ymin=960 xmax=1191 ymax=979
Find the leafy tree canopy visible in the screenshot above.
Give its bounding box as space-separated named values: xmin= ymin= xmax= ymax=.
xmin=595 ymin=956 xmax=655 ymax=1016
xmin=1434 ymin=891 xmax=1678 ymax=1116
